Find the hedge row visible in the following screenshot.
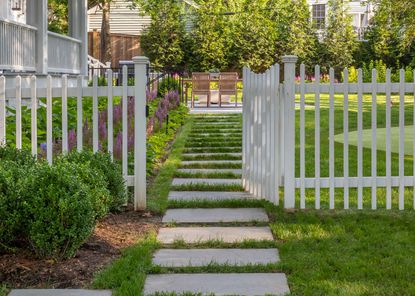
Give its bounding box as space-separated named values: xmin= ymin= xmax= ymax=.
xmin=0 ymin=148 xmax=127 ymax=259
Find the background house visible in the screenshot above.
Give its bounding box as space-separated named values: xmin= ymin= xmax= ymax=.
xmin=307 ymin=0 xmax=373 ymax=40
xmin=87 ymin=0 xmax=199 ymax=68
xmin=0 ymin=0 xmax=88 ymax=87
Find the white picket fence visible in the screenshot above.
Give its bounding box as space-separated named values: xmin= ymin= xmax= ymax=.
xmin=243 ymin=55 xmax=415 ymax=210
xmin=0 ymin=56 xmax=149 ymax=210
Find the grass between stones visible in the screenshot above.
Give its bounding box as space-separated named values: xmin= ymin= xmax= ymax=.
xmin=170 ymin=183 xmax=244 ymax=192
xmin=149 ymin=263 xmax=281 ymax=274
xmin=179 ymin=162 xmax=242 ymax=169
xmin=184 ymin=142 xmax=241 ymax=148
xmin=169 ymin=239 xmax=277 ymax=249
xmin=183 ymin=147 xmax=242 ymax=153
xmin=181 ymin=154 xmax=242 ymax=161
xmin=173 ymin=171 xmax=241 ymax=179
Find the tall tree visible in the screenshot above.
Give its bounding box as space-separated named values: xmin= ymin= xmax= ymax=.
xmin=140 ymin=0 xmax=186 ymax=71
xmin=322 ymin=0 xmax=357 ymax=74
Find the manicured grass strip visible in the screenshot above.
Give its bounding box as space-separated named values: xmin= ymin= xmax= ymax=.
xmin=146 ymin=116 xmax=194 ymax=214
xmin=185 ymin=142 xmax=241 ymax=148
xmin=183 ymin=147 xmax=242 ymax=153
xmin=170 ymin=183 xmax=244 ymax=192
xmin=187 ymin=136 xmax=242 ymax=141
xmin=168 ymin=199 xmax=266 ymax=209
xmin=149 ymin=263 xmax=280 ymax=274
xmin=179 ymin=162 xmax=242 ymax=169
xmin=169 ymin=238 xmax=277 ymax=249
xmin=174 ymin=171 xmax=242 ymax=179
xmin=181 ymin=154 xmax=242 ymax=161
xmin=0 ymin=285 xmax=8 ymax=296
xmin=93 ymin=232 xmax=160 ymax=296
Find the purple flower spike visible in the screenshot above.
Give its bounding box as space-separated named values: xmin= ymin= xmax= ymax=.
xmin=114 ymin=132 xmax=122 ymax=160
xmin=113 ymin=103 xmax=122 ymax=125
xmin=68 ymin=129 xmax=76 ymax=152
xmin=99 ymin=120 xmax=107 ymax=142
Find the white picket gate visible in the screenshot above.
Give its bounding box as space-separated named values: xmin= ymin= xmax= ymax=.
xmin=243 ymin=55 xmax=415 ymax=210
xmin=0 ymin=56 xmax=149 ymax=210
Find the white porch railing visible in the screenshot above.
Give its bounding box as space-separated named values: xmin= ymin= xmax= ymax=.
xmin=48 ymin=32 xmax=81 ymax=74
xmin=0 ymin=18 xmax=37 ymax=72
xmin=243 ymin=56 xmax=415 ymax=210
xmin=0 ymin=56 xmax=149 ymax=210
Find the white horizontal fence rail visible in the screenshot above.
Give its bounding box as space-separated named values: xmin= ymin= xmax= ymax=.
xmin=47 ymin=32 xmax=81 ymax=74
xmin=0 ymin=19 xmax=37 ymax=71
xmin=243 ymin=55 xmax=415 ymax=210
xmin=0 ymin=56 xmax=149 ymax=211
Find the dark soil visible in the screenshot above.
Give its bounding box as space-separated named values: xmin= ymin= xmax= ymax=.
xmin=0 ymin=206 xmax=161 ymax=289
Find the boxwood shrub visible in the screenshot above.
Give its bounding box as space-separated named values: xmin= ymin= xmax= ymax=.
xmin=64 ymin=150 xmax=127 ymax=211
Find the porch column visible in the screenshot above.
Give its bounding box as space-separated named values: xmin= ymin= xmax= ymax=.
xmin=26 ymin=0 xmax=48 ymax=74
xmin=69 ymin=0 xmax=88 ymax=76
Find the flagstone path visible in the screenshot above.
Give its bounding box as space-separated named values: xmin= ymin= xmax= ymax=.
xmin=144 ymin=114 xmax=290 ymax=295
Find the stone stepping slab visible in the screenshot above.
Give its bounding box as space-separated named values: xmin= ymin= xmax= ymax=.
xmin=162 ymin=208 xmax=269 ymax=223
xmin=177 ymin=168 xmax=242 ymax=174
xmin=152 ymin=248 xmax=280 ymax=267
xmin=168 ymin=191 xmax=252 ymax=201
xmin=180 ymin=160 xmax=242 ymax=165
xmin=157 ymin=226 xmax=274 ymax=244
xmin=9 ymin=290 xmax=111 ymax=296
xmin=144 ymin=273 xmax=290 ymax=296
xmin=172 ymin=178 xmax=241 ymax=186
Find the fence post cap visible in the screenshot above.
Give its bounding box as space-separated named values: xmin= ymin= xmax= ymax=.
xmin=132 ymin=56 xmax=149 ymax=64
xmin=281 ymin=55 xmax=298 ymax=63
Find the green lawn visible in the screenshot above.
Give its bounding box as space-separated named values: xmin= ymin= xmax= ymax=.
xmin=334 ymin=125 xmax=415 ymax=155
xmin=296 ymin=93 xmax=415 ymax=209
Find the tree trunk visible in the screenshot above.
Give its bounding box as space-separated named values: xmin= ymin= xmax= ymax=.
xmin=100 ymin=1 xmax=112 ymax=63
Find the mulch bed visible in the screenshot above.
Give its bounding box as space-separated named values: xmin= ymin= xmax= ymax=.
xmin=0 ymin=205 xmax=161 ymax=289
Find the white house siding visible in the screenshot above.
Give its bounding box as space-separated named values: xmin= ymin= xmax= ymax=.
xmin=87 ymin=0 xmax=151 ymax=36
xmin=0 ymin=0 xmax=26 ymax=23
xmin=87 ymin=0 xmax=197 ymax=36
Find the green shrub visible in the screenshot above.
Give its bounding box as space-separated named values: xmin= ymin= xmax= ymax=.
xmin=0 ymin=146 xmax=36 ymax=166
xmin=23 ymin=161 xmax=96 ymax=258
xmin=55 ymin=156 xmax=111 ymax=220
xmin=64 ymin=150 xmax=127 ymax=211
xmin=0 ymin=161 xmax=32 ymax=251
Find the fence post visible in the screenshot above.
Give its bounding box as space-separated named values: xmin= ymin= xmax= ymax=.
xmin=282 ymin=55 xmax=298 ymax=209
xmin=133 ymin=56 xmax=149 ymax=211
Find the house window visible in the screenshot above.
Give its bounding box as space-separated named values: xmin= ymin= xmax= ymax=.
xmin=312 ymin=4 xmax=326 ymax=29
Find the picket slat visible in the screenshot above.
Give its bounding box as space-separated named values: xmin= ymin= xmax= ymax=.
xmin=343 ymin=68 xmax=349 ymax=209
xmin=385 ymin=69 xmax=392 ymax=209
xmin=300 ymin=64 xmax=306 ymax=209
xmin=249 ymin=71 xmax=255 ymax=195
xmin=265 ymin=69 xmax=272 ymax=200
xmin=399 ymin=69 xmax=405 ymax=210
xmin=15 ymin=76 xmax=22 ymax=149
xmin=413 ymin=70 xmax=415 ymax=209
xmin=122 ymin=66 xmax=128 ymax=177
xmin=107 ymin=70 xmax=114 ymax=157
xmin=329 ymin=68 xmax=335 ymax=209
xmin=31 ymin=76 xmax=37 ymax=157
xmin=92 ymin=75 xmax=99 ymax=153
xmin=0 ymin=76 xmax=5 ymax=145
xmin=76 ymin=76 xmax=83 ymax=151
xmin=46 ymin=75 xmax=53 ymax=164
xmin=242 ymin=67 xmax=247 ymax=189
xmin=371 ymin=69 xmax=378 ymax=209
xmin=62 ymin=75 xmax=68 ymax=153
xmin=314 ymin=65 xmax=321 ymax=209
xmin=357 ymin=69 xmax=363 ymax=209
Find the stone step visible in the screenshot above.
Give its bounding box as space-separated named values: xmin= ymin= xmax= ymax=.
xmin=180 ymin=160 xmax=242 ymax=165
xmin=162 ymin=208 xmax=269 ymax=223
xmin=144 ymin=273 xmax=290 ymax=296
xmin=181 ymin=153 xmax=242 ymax=157
xmin=9 ymin=290 xmax=111 ymax=296
xmin=168 ymin=191 xmax=252 ymax=201
xmin=172 ymin=178 xmax=242 ymax=186
xmin=157 ymin=226 xmax=274 ymax=244
xmin=176 ymin=168 xmax=242 ymax=175
xmin=152 ymin=248 xmax=280 ymax=267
